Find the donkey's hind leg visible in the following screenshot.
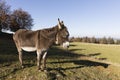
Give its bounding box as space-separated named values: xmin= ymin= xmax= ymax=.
xmin=18 ymin=50 xmax=24 ymax=68
xmin=13 ymin=38 xmax=24 ymax=68
xmin=37 ymin=50 xmax=42 ymax=71
xmin=42 ymin=51 xmax=47 ymax=71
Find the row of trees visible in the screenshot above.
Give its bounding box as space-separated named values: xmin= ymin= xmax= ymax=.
xmin=0 ymin=0 xmax=33 ymax=32
xmin=70 ymin=37 xmax=120 ymax=44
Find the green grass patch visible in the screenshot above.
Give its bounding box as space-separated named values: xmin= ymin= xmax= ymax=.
xmin=69 ymin=42 xmax=120 ymax=64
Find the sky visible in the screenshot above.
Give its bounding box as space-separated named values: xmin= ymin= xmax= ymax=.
xmin=5 ymin=0 xmax=120 ymax=38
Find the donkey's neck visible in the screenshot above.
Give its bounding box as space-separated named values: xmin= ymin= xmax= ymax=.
xmin=39 ymin=25 xmax=59 ymax=46
xmin=46 ymin=26 xmax=59 ymax=44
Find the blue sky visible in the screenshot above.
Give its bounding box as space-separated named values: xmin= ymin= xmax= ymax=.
xmin=6 ymin=0 xmax=120 ymax=38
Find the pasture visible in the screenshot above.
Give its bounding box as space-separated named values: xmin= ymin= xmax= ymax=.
xmin=0 ymin=39 xmax=120 ymax=80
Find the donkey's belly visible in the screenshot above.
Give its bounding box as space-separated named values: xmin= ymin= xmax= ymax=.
xmin=21 ymin=47 xmax=36 ymax=52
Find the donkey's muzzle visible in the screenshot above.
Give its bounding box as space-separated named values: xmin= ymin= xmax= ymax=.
xmin=62 ymin=41 xmax=70 ymax=49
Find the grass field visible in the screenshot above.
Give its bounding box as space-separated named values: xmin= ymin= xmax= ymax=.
xmin=69 ymin=42 xmax=120 ymax=64
xmin=0 ymin=39 xmax=120 ymax=80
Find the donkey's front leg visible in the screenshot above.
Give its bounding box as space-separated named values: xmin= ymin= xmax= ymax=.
xmin=37 ymin=50 xmax=42 ymax=71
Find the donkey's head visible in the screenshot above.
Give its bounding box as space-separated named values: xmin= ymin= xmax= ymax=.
xmin=55 ymin=18 xmax=70 ymax=49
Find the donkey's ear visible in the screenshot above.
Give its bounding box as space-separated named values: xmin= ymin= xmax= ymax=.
xmin=58 ymin=18 xmax=62 ymax=29
xmin=58 ymin=18 xmax=60 ymax=23
xmin=61 ymin=21 xmax=64 ymax=25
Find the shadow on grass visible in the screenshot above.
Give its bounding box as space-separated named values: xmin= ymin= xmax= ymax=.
xmin=69 ymin=48 xmax=86 ymax=52
xmin=87 ymin=53 xmax=101 ymax=57
xmin=50 ymin=59 xmax=109 ymax=69
xmin=0 ymin=67 xmax=22 ymax=80
xmin=48 ymin=47 xmax=86 ymax=59
xmin=46 ymin=59 xmax=109 ymax=79
xmin=47 ymin=47 xmax=109 ymax=73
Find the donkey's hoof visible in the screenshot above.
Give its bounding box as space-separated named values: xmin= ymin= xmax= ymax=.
xmin=21 ymin=66 xmax=24 ymax=68
xmin=42 ymin=67 xmax=47 ymax=72
xmin=43 ymin=69 xmax=47 ymax=72
xmin=38 ymin=68 xmax=42 ymax=72
xmin=38 ymin=69 xmax=42 ymax=72
xmin=38 ymin=68 xmax=47 ymax=72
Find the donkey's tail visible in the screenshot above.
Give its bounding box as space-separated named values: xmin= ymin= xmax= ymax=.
xmin=1 ymin=29 xmax=15 ymax=34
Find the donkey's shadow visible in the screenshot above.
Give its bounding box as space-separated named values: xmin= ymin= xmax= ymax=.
xmin=49 ymin=59 xmax=109 ymax=71
xmin=48 ymin=47 xmax=109 ymax=71
xmin=16 ymin=46 xmax=109 ymax=71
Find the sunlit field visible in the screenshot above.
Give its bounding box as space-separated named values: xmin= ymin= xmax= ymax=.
xmin=70 ymin=42 xmax=120 ymax=64
xmin=0 ymin=39 xmax=120 ymax=80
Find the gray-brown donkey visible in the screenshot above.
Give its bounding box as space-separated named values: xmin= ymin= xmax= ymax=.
xmin=13 ymin=19 xmax=69 ymax=71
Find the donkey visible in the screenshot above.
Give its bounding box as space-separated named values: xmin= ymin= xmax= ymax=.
xmin=13 ymin=19 xmax=69 ymax=71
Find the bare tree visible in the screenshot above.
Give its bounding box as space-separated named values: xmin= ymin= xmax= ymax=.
xmin=0 ymin=0 xmax=11 ymax=31
xmin=10 ymin=9 xmax=33 ymax=32
xmin=0 ymin=0 xmax=33 ymax=32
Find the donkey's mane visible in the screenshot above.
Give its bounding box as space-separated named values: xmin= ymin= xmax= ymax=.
xmin=41 ymin=25 xmax=59 ymax=33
